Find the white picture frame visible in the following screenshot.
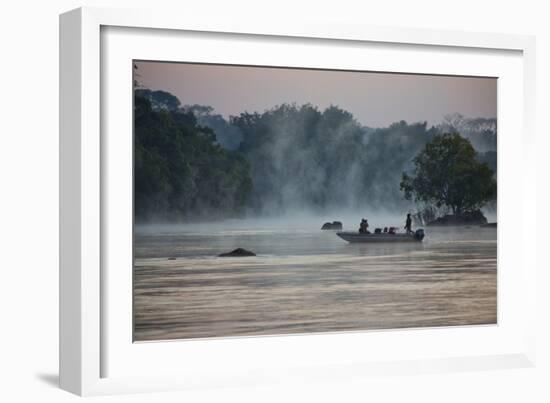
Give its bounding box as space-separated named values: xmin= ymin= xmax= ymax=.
xmin=59 ymin=6 xmax=537 ymax=396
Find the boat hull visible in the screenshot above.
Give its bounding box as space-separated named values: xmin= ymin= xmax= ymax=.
xmin=336 ymin=232 xmax=423 ymax=243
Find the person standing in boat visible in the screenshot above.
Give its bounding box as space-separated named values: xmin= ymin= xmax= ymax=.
xmin=404 ymin=213 xmax=413 ymax=234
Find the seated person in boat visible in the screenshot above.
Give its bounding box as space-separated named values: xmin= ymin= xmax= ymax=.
xmin=359 ymin=218 xmax=370 ymax=234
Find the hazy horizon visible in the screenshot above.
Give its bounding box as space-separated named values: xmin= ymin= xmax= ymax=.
xmin=135 ymin=61 xmax=497 ymax=128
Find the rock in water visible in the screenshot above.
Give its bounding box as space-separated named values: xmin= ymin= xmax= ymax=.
xmin=321 ymin=221 xmax=343 ymax=230
xmin=218 ymin=248 xmax=256 ymax=257
xmin=427 ymin=210 xmax=488 ymax=226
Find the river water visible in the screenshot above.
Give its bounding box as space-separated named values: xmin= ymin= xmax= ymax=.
xmin=133 ymin=220 xmax=497 ymax=341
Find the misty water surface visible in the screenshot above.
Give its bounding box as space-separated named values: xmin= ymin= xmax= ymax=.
xmin=133 ymin=220 xmax=496 ymax=341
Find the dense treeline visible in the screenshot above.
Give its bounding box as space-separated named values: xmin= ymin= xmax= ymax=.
xmin=232 ymin=104 xmax=368 ymax=212
xmin=231 ymin=108 xmax=440 ymax=213
xmin=134 ymin=94 xmax=252 ymax=220
xmin=184 ymin=105 xmax=243 ymax=150
xmin=134 ymin=89 xmax=496 ymax=221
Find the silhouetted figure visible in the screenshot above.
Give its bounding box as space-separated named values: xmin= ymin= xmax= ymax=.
xmin=405 ymin=213 xmax=413 ymax=234
xmin=383 ymin=227 xmax=388 ymax=233
xmin=359 ymin=218 xmax=369 ymax=234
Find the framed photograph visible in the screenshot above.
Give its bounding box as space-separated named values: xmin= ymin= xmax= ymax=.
xmin=60 ymin=7 xmax=537 ymax=396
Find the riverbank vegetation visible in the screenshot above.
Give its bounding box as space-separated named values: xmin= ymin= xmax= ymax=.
xmin=134 ymin=88 xmax=496 ymax=222
xmin=400 ymin=133 xmax=497 ymax=225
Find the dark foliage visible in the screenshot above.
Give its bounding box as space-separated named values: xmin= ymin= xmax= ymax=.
xmin=183 ymin=105 xmax=243 ymax=150
xmin=134 ymin=95 xmax=252 ymax=221
xmin=400 ymin=133 xmax=497 ymax=215
xmin=135 ymin=89 xmax=181 ymax=112
xmin=134 ymin=86 xmax=497 ymax=221
xmin=231 ymin=106 xmax=438 ymax=214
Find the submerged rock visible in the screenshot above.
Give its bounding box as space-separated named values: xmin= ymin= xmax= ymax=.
xmin=218 ymin=248 xmax=256 ymax=257
xmin=167 ymin=257 xmax=177 ymax=260
xmin=321 ymin=221 xmax=343 ymax=230
xmin=427 ymin=210 xmax=488 ymax=226
xmin=480 ymin=222 xmax=497 ymax=228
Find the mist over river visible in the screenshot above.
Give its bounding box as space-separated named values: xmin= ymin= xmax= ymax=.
xmin=133 ymin=218 xmax=496 ymax=341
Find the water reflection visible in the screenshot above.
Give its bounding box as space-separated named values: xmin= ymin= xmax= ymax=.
xmin=134 ymin=224 xmax=496 ymax=341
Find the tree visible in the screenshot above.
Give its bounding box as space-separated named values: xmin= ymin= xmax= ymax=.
xmin=134 ymin=92 xmax=252 ymax=221
xmin=400 ymin=133 xmax=496 ymax=216
xmin=230 ymin=103 xmax=371 ymax=212
xmin=135 ymin=89 xmax=181 ymax=112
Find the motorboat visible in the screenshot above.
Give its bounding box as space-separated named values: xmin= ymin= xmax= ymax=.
xmin=336 ymin=229 xmax=425 ymax=243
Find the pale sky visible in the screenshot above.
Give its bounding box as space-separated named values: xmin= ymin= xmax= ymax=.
xmin=135 ymin=61 xmax=497 ymax=128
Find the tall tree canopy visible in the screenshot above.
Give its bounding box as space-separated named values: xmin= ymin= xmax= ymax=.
xmin=231 ymin=104 xmax=372 ymax=212
xmin=135 ymin=89 xmax=181 ymax=112
xmin=400 ymin=133 xmax=496 ymax=215
xmin=134 ymin=87 xmax=496 ymax=221
xmin=134 ymin=94 xmax=252 ymax=220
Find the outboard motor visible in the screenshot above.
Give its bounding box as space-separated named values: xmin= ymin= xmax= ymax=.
xmin=414 ymin=229 xmax=425 ymax=241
